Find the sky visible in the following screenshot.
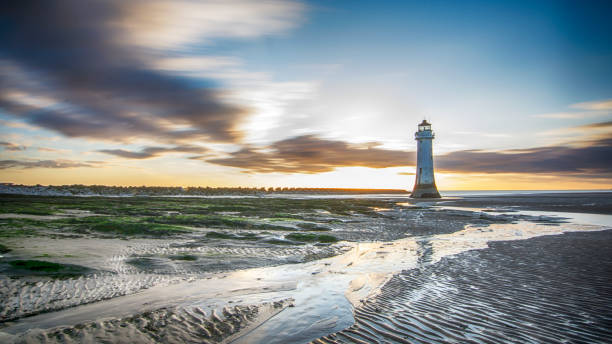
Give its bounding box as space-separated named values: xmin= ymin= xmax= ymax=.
xmin=0 ymin=0 xmax=611 ymax=190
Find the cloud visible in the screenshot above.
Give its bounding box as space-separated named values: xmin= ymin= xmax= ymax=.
xmin=99 ymin=145 xmax=208 ymax=159
xmin=207 ymin=135 xmax=415 ymax=173
xmin=153 ymin=56 xmax=242 ymax=74
xmin=116 ymin=0 xmax=305 ymax=49
xmin=0 ymin=118 xmax=41 ymax=130
xmin=537 ymin=120 xmax=612 ymax=138
xmin=533 ymin=99 xmax=612 ymax=119
xmin=0 ymin=159 xmax=97 ymax=169
xmin=206 ymin=130 xmax=612 ymax=178
xmin=580 ymin=121 xmax=612 ymax=129
xmin=445 ymin=122 xmax=612 ymax=177
xmin=152 ymin=54 xmax=320 ymax=146
xmin=533 ymin=112 xmax=609 ymax=119
xmin=454 ymin=131 xmax=511 ymax=138
xmin=570 ymin=99 xmax=612 ymax=111
xmin=435 ymin=136 xmax=612 ymax=175
xmin=0 ymin=141 xmax=26 ymax=151
xmin=36 ymin=147 xmax=70 ymax=153
xmin=0 ymin=1 xmax=304 ymax=144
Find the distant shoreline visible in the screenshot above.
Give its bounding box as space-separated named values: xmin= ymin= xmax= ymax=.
xmin=0 ymin=182 xmax=609 ymax=198
xmin=0 ymin=184 xmax=410 ymax=197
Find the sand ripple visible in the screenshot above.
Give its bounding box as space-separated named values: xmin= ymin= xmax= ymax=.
xmin=8 ymin=299 xmax=293 ymax=344
xmin=1 ymin=239 xmax=343 ymax=322
xmin=0 ymin=274 xmax=185 ymax=321
xmin=313 ymin=230 xmax=612 ymax=343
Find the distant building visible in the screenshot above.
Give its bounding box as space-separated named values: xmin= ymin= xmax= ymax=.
xmin=411 ymin=120 xmax=441 ymax=198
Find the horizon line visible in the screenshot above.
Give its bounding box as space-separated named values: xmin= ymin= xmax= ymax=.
xmin=1 ymin=183 xmax=610 ymax=192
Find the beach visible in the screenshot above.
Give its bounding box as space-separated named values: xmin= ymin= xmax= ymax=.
xmin=316 ymin=230 xmax=612 ymax=343
xmin=1 ymin=192 xmax=611 ymax=343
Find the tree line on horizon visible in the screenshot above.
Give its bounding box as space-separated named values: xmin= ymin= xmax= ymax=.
xmin=0 ymin=183 xmax=409 ymax=196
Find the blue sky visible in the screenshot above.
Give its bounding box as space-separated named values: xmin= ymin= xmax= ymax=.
xmin=225 ymin=0 xmax=612 ymax=148
xmin=0 ymin=0 xmax=611 ymax=189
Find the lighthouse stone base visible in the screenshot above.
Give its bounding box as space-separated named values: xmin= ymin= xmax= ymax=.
xmin=411 ymin=183 xmax=441 ymax=198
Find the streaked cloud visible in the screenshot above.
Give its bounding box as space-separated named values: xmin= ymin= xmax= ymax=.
xmin=534 ymin=99 xmax=612 ymax=119
xmin=36 ymin=147 xmax=70 ymax=154
xmin=207 ymin=135 xmax=415 ymax=173
xmin=117 ymin=0 xmax=305 ymax=49
xmin=99 ymin=145 xmax=208 ymax=159
xmin=0 ymin=141 xmax=26 ymax=151
xmin=0 ymin=1 xmax=610 ymax=189
xmin=0 ymin=159 xmax=99 ymax=169
xmin=449 ymin=122 xmax=612 ymax=176
xmin=436 ymin=136 xmax=612 ymax=175
xmin=454 ymin=131 xmax=511 ymax=138
xmin=152 ymin=53 xmax=320 ymax=146
xmin=538 ymin=120 xmax=612 ymax=137
xmin=0 ymin=119 xmax=40 ymax=130
xmin=0 ymin=1 xmax=304 ymax=145
xmin=533 ymin=111 xmax=609 ymax=119
xmin=153 ymin=56 xmax=242 ymax=73
xmin=581 ymin=121 xmax=612 ymax=129
xmin=570 ymin=99 xmax=612 ymax=111
xmin=206 ymin=131 xmax=612 ymax=178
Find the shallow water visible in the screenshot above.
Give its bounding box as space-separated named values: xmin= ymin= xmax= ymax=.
xmin=315 ymin=230 xmax=612 ymax=343
xmin=238 ymin=219 xmax=610 ymax=343
xmin=2 ymin=197 xmax=611 ymax=342
xmin=4 ymin=206 xmax=610 ymax=344
xmin=439 ymin=189 xmax=612 ymax=197
xmin=0 ymin=236 xmax=344 ymax=323
xmin=436 ymin=205 xmax=612 ymax=227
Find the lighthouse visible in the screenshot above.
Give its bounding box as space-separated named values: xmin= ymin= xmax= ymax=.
xmin=411 ymin=120 xmax=441 ymax=198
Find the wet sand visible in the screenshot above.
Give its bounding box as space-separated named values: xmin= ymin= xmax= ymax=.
xmin=0 ymin=237 xmax=344 ymax=322
xmin=436 ymin=191 xmax=612 ymax=214
xmin=315 ymin=230 xmax=612 ymax=343
xmin=9 ymin=300 xmax=294 ymax=344
xmin=1 ymin=193 xmax=611 ymax=343
xmin=4 ymin=221 xmax=608 ymax=343
xmin=0 ymin=198 xmax=513 ymax=323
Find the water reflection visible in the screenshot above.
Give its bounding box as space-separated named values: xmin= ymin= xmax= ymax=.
xmin=4 ymin=211 xmax=611 ymax=343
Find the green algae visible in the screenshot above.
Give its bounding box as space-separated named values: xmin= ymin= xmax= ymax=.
xmin=285 ymin=233 xmax=339 ymax=243
xmin=169 ymin=254 xmax=198 ymax=261
xmin=0 ymin=243 xmax=10 ymax=253
xmin=7 ymin=259 xmax=92 ymax=278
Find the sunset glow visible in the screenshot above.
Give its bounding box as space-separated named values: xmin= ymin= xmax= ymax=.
xmin=1 ymin=1 xmax=611 ymax=190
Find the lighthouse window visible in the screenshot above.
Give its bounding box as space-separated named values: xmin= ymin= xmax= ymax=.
xmin=419 ymin=168 xmax=422 ymax=175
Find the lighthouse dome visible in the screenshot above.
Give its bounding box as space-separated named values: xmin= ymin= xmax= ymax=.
xmin=418 ymin=120 xmax=432 ymax=132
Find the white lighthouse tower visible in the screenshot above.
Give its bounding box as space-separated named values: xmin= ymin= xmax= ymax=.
xmin=411 ymin=120 xmax=441 ymax=198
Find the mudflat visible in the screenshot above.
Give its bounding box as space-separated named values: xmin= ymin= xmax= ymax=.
xmin=1 ymin=192 xmax=611 ymax=343
xmin=438 ymin=191 xmax=612 ymax=214
xmin=316 ymin=230 xmax=612 ymax=343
